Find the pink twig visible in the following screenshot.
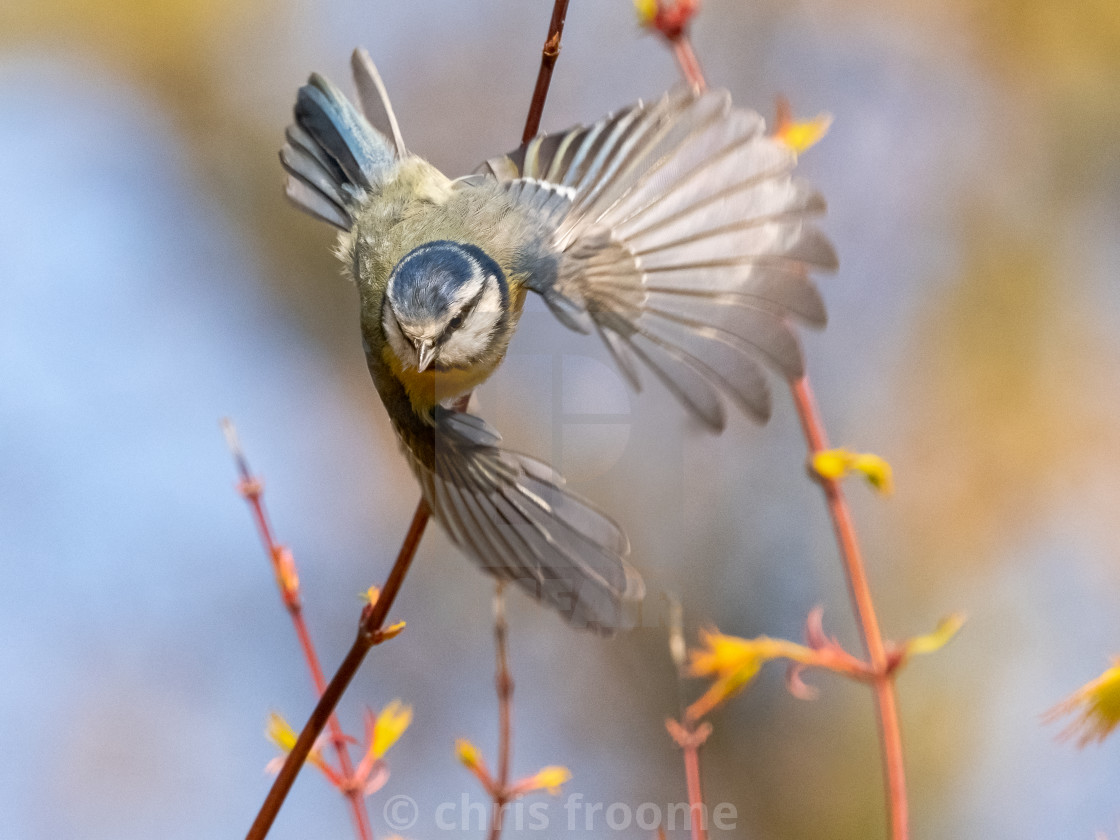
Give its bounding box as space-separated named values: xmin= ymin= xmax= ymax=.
xmin=246 ymin=499 xmax=430 ymax=840
xmin=666 ymin=719 xmax=712 ymax=840
xmin=487 ymin=584 xmax=514 ymax=840
xmin=791 ymin=377 xmax=908 ymax=839
xmin=222 ymin=420 xmax=373 ymax=840
xmin=522 ymin=0 xmax=571 ymax=143
xmin=650 ymin=13 xmax=911 ymax=836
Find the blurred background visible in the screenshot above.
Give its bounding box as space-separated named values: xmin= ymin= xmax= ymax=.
xmin=3 ymin=0 xmax=1120 ymax=838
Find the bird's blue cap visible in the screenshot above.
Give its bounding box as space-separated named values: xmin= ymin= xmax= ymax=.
xmin=387 ymin=241 xmax=508 ymax=322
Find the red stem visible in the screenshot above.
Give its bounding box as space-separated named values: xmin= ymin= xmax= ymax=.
xmin=659 ymin=26 xmax=910 ymax=838
xmin=666 ymin=720 xmax=712 ymax=840
xmin=487 ymin=584 xmax=513 ymax=840
xmin=790 ymin=377 xmax=908 ymax=840
xmin=226 ymin=423 xmax=372 ymax=840
xmin=246 ymin=499 xmax=431 ymax=840
xmin=681 ymin=741 xmax=708 ymax=840
xmin=671 ymin=34 xmax=705 ymax=91
xmin=522 ymin=0 xmax=571 ymax=143
xmin=290 ymin=605 xmax=374 ymax=840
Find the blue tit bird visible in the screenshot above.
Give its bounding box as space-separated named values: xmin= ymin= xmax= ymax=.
xmin=280 ymin=49 xmax=836 ymax=634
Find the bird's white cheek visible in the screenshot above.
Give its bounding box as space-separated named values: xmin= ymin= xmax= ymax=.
xmin=440 ymin=307 xmax=503 ymax=367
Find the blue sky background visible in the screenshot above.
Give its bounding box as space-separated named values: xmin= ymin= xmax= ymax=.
xmin=3 ymin=1 xmax=1120 ymax=838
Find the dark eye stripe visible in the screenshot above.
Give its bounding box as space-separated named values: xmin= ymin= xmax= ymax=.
xmin=441 ymin=283 xmax=487 ymax=340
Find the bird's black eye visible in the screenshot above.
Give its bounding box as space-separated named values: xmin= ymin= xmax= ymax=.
xmin=447 ymin=312 xmax=466 ymax=331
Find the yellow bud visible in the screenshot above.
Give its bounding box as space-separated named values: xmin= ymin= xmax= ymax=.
xmin=455 ymin=738 xmax=483 ymax=770
xmin=634 ymin=0 xmax=659 ymax=25
xmin=1047 ymin=659 xmax=1120 ymax=747
xmin=904 ymin=613 xmax=965 ymax=659
xmin=811 ymin=448 xmax=852 ymax=480
xmin=853 ymin=453 xmax=894 ymax=495
xmin=812 ymin=448 xmax=894 ymax=495
xmin=370 ymin=700 xmax=412 ymax=759
xmin=528 ymin=765 xmax=572 ymax=795
xmin=265 ymin=711 xmax=298 ymax=753
xmin=380 ymin=620 xmax=407 ymax=641
xmin=775 ymin=113 xmax=833 ymax=153
xmin=272 ymin=546 xmax=300 ymax=598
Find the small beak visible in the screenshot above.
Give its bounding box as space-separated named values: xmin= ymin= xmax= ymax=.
xmin=415 ymin=339 xmax=437 ymax=372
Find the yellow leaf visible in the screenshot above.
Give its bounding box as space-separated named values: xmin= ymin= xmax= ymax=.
xmin=370 ymin=700 xmax=412 ymax=759
xmin=1046 ymin=660 xmax=1120 ymax=747
xmin=525 ymin=765 xmax=571 ymax=795
xmin=904 ymin=613 xmax=966 ymax=658
xmin=853 ymin=453 xmax=894 ymax=495
xmin=685 ymin=628 xmax=816 ymax=721
xmin=634 ymin=0 xmax=659 ymax=25
xmin=455 ymin=738 xmax=483 ymax=770
xmin=775 ymin=113 xmax=833 ymax=153
xmin=812 ymin=448 xmax=894 ymax=495
xmin=265 ymin=711 xmax=298 ymax=753
xmin=811 ymin=449 xmax=852 ymax=481
xmin=265 ymin=711 xmax=328 ymax=772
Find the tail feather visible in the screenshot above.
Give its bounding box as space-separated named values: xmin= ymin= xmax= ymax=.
xmin=407 ymin=408 xmax=642 ymax=635
xmin=295 ymin=75 xmax=393 ymax=188
xmin=285 ymin=123 xmax=348 ymax=187
xmin=350 ymin=48 xmax=406 ymax=158
xmin=281 ymin=60 xmax=400 ymax=229
xmin=280 ymin=142 xmax=350 ymax=210
xmin=283 ymin=175 xmax=351 ymax=229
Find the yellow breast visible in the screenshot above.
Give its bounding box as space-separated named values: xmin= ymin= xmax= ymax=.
xmin=384 ymin=347 xmax=499 ymax=415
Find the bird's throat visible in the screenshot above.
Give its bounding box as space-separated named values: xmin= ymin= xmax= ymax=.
xmin=386 ymin=346 xmax=498 ymax=416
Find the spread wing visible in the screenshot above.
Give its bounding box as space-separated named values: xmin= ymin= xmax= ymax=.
xmin=393 ymin=401 xmax=644 ymax=635
xmin=288 ymin=52 xmax=648 ymax=633
xmin=280 ymin=48 xmax=404 ymax=229
xmin=477 ymin=86 xmax=837 ymax=430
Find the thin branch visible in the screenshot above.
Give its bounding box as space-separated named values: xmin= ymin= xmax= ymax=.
xmin=246 ymin=499 xmax=431 ymax=840
xmin=681 ymin=741 xmax=707 ymax=840
xmin=657 ymin=23 xmax=910 ymax=839
xmin=487 ymin=583 xmax=514 ymax=840
xmin=522 ymin=0 xmax=571 ymax=143
xmin=222 ymin=420 xmax=372 ymax=840
xmin=671 ymin=34 xmax=705 ymax=91
xmin=791 ymin=376 xmax=908 ymax=839
xmin=666 ymin=719 xmax=712 ymax=840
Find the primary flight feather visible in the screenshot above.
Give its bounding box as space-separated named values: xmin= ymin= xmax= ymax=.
xmin=281 ymin=49 xmax=836 ymax=634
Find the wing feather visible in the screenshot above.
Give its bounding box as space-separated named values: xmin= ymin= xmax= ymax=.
xmin=483 ymin=86 xmax=836 ymax=427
